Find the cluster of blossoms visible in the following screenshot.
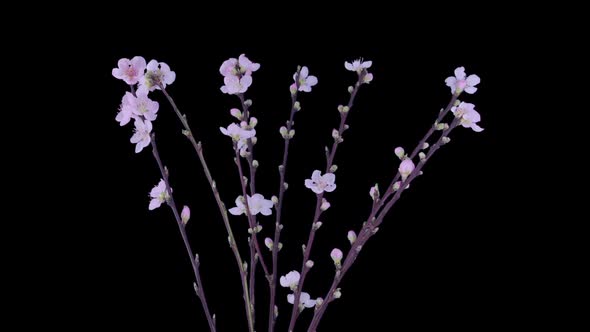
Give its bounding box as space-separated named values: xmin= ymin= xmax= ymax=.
xmin=112 ymin=56 xmax=176 ymax=153
xmin=112 ymin=54 xmax=483 ymax=332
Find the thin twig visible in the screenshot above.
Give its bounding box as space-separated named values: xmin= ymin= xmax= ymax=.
xmin=287 ymin=76 xmax=364 ymax=332
xmin=160 ymin=87 xmax=255 ymax=332
xmin=268 ymin=69 xmax=300 ymax=332
xmin=150 ymin=134 xmax=216 ymax=332
xmin=307 ymin=112 xmax=461 ymax=332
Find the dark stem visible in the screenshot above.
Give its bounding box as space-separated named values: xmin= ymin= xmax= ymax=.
xmin=237 ymin=93 xmax=272 ymax=279
xmin=150 ymin=134 xmax=216 ymax=332
xmin=160 ymin=87 xmax=254 ymax=332
xmin=269 ymin=72 xmax=300 ymax=332
xmin=234 ymin=146 xmax=261 ymax=329
xmin=287 ymin=77 xmax=363 ymax=332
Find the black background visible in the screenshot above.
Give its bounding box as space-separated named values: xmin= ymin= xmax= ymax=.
xmin=17 ymin=8 xmax=566 ymax=331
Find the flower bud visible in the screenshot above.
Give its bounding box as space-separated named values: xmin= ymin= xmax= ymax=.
xmin=394 ymin=147 xmax=405 ymax=159
xmin=347 ymin=230 xmax=357 ymax=244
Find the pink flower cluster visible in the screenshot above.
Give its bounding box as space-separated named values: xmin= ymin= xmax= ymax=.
xmin=219 ymin=54 xmax=260 ymax=94
xmin=112 ymin=56 xmax=176 ymax=153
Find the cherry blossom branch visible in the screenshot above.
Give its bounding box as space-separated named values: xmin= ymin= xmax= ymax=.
xmin=287 ymin=75 xmax=364 ymax=332
xmin=149 ymin=133 xmax=216 ymax=332
xmin=377 ymin=94 xmax=458 ymax=214
xmin=268 ymin=70 xmax=300 ymax=332
xmin=307 ymin=116 xmax=461 ymax=332
xmin=160 ymin=88 xmax=255 ymax=332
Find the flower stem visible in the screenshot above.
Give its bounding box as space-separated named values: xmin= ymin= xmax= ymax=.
xmin=160 ymin=88 xmax=254 ymax=332
xmin=150 ymin=134 xmax=216 ymax=332
xmin=268 ymin=72 xmax=300 ymax=332
xmin=287 ymin=77 xmax=364 ymax=332
xmin=307 ymin=111 xmax=461 ymax=332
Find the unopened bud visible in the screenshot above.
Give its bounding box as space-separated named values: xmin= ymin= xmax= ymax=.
xmin=294 ymin=101 xmax=301 ymax=111
xmin=265 ymin=238 xmax=273 ymax=250
xmin=230 ymin=108 xmax=242 ymax=120
xmin=347 ymin=230 xmax=357 ymax=244
xmin=280 ymin=126 xmax=289 ymax=139
xmin=329 ymin=165 xmax=338 ymax=173
xmin=419 ymin=152 xmax=426 ymax=161
xmin=422 ymin=142 xmax=429 ymax=150
xmin=181 ymin=205 xmax=191 ymax=225
xmin=333 ymin=288 xmax=342 ymax=299
xmin=320 ymin=198 xmax=330 ymax=211
xmin=313 ymin=221 xmax=323 ymax=230
xmin=271 ymin=195 xmax=278 ymax=204
xmin=306 ymin=260 xmax=314 ymax=268
xmin=244 ymin=99 xmax=252 ymax=106
xmin=252 ymin=160 xmax=259 ymax=168
xmin=249 ymin=117 xmax=258 ymax=128
xmin=394 ymin=147 xmax=405 ymax=159
xmin=442 ymin=137 xmax=451 ymax=144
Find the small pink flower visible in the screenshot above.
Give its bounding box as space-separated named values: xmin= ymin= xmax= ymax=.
xmin=220 ymin=75 xmax=253 ymax=94
xmin=130 ymin=119 xmax=152 ymax=153
xmin=399 ymin=159 xmax=415 ymax=181
xmin=238 ymin=54 xmax=260 ymax=75
xmin=345 ymin=58 xmax=372 ymax=73
xmin=115 ymin=92 xmax=137 ymax=126
xmin=294 ymin=66 xmax=318 ymax=92
xmin=138 ymin=60 xmax=176 ymax=93
xmin=220 ymin=54 xmax=260 ymax=77
xmin=129 ymin=90 xmax=159 ymax=121
xmin=149 ymin=179 xmax=169 ymax=210
xmin=112 ymin=56 xmax=146 ymax=85
xmin=287 ymin=292 xmax=316 ymax=308
xmin=280 ymin=271 xmax=300 ymax=290
xmin=181 ymin=205 xmax=190 ymax=225
xmin=451 ymin=102 xmax=484 ymax=132
xmin=220 ymin=123 xmax=256 ymax=153
xmin=330 ymin=248 xmax=343 ymax=265
xmin=219 ymin=58 xmax=238 ymax=77
xmin=228 ymin=194 xmax=273 ymax=216
xmin=445 ymin=67 xmax=480 ymax=95
xmin=304 ymin=170 xmax=336 ymax=194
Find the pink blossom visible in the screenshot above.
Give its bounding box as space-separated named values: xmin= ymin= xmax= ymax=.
xmin=238 ymin=54 xmax=260 ymax=75
xmin=228 ymin=194 xmax=274 ymax=216
xmin=115 ymin=92 xmax=137 ymax=126
xmin=445 ymin=66 xmax=480 ymax=95
xmin=138 ymin=60 xmax=176 ymax=93
xmin=293 ymin=66 xmax=318 ymax=92
xmin=219 ymin=58 xmax=238 ymax=77
xmin=220 ymin=75 xmax=253 ymax=94
xmin=149 ymin=179 xmax=169 ymax=210
xmin=287 ymin=292 xmax=316 ymax=308
xmin=129 ymin=90 xmax=159 ymax=121
xmin=112 ymin=56 xmax=146 ymax=85
xmin=280 ymin=271 xmax=300 ymax=290
xmin=345 ymin=58 xmax=372 ymax=73
xmin=219 ymin=54 xmax=260 ymax=77
xmin=130 ymin=119 xmax=152 ymax=153
xmin=399 ymin=158 xmax=415 ymax=181
xmin=220 ymin=123 xmax=256 ymax=153
xmin=304 ymin=170 xmax=336 ymax=194
xmin=451 ymin=102 xmax=484 ymax=132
